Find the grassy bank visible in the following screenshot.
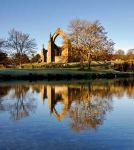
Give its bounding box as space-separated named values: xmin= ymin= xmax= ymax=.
xmin=0 ymin=67 xmax=134 ymax=81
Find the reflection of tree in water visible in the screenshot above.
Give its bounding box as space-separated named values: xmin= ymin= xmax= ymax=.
xmin=0 ymin=85 xmax=36 ymax=121
xmin=113 ymin=79 xmax=134 ymax=98
xmin=9 ymin=85 xmax=37 ymax=121
xmin=68 ymin=79 xmax=134 ymax=133
xmin=0 ymin=85 xmax=12 ymax=111
xmin=0 ymin=85 xmax=11 ymax=98
xmin=69 ymin=90 xmax=113 ymax=132
xmin=0 ymin=78 xmax=134 ymax=124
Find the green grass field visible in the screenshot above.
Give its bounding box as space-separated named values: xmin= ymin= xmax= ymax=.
xmin=0 ymin=61 xmax=133 ymax=81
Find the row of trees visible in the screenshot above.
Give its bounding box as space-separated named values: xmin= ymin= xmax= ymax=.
xmin=1 ymin=18 xmax=133 ymax=68
xmin=0 ymin=19 xmax=115 ymax=68
xmin=68 ymin=19 xmax=134 ymax=67
xmin=113 ymin=49 xmax=134 ymax=61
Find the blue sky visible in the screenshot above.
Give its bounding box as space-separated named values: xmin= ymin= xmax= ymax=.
xmin=0 ymin=0 xmax=134 ymax=52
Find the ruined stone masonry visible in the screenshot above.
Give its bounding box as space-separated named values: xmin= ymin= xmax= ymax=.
xmin=40 ymin=28 xmax=72 ymax=63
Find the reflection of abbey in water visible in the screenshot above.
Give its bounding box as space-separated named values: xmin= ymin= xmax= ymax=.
xmin=26 ymin=84 xmax=113 ymax=132
xmin=39 ymin=85 xmax=92 ymax=121
xmin=30 ymin=79 xmax=134 ymax=124
xmin=0 ymin=79 xmax=134 ymax=132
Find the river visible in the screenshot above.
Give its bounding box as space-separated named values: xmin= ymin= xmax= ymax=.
xmin=0 ymin=79 xmax=134 ymax=150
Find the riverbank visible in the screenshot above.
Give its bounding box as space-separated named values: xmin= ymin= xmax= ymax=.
xmin=0 ymin=68 xmax=134 ymax=81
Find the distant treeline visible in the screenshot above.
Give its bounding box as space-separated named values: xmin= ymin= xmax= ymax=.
xmin=114 ymin=62 xmax=134 ymax=72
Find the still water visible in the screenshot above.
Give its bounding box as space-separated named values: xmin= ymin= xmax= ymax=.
xmin=0 ymin=79 xmax=134 ymax=150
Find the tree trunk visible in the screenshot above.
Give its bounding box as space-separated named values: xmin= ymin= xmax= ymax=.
xmin=80 ymin=58 xmax=84 ymax=69
xmin=80 ymin=51 xmax=84 ymax=70
xmin=88 ymin=59 xmax=91 ymax=69
xmin=88 ymin=52 xmax=91 ymax=69
xmin=19 ymin=53 xmax=22 ymax=69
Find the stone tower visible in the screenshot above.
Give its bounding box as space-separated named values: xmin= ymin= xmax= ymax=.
xmin=40 ymin=44 xmax=47 ymax=63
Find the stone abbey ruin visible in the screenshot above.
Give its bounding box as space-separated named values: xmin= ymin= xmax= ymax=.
xmin=41 ymin=28 xmax=72 ymax=63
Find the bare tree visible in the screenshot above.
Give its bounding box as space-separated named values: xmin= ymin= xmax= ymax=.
xmin=0 ymin=39 xmax=8 ymax=65
xmin=0 ymin=39 xmax=6 ymax=52
xmin=7 ymin=29 xmax=37 ymax=67
xmin=68 ymin=19 xmax=114 ymax=68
